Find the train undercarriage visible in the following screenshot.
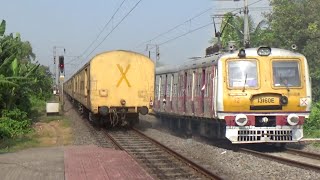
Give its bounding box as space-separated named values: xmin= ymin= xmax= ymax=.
xmin=68 ymin=96 xmax=139 ymax=128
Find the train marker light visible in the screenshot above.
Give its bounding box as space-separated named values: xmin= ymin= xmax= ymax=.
xmin=257 ymin=47 xmax=271 ymax=56
xmin=238 ymin=49 xmax=246 ymax=58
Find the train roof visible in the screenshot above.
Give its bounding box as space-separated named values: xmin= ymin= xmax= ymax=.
xmin=65 ymin=49 xmax=153 ymax=82
xmin=156 ymin=47 xmax=306 ymax=75
xmin=156 ymin=53 xmax=221 ymax=74
xmin=220 ymin=47 xmax=305 ymax=58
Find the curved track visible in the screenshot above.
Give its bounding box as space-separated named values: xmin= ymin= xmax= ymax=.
xmin=105 ymin=128 xmax=222 ymax=180
xmin=239 ymin=147 xmax=320 ymax=172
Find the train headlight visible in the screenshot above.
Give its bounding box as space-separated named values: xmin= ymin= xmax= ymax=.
xmin=235 ymin=114 xmax=248 ymax=126
xmin=287 ymin=114 xmax=299 ymax=126
xmin=238 ymin=49 xmax=246 ymax=58
xmin=280 ymin=96 xmax=288 ymax=105
xmin=257 ymin=47 xmax=271 ymax=56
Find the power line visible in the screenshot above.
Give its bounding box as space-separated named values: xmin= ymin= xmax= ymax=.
xmin=69 ymin=0 xmax=143 ymax=76
xmin=66 ymin=0 xmax=127 ymax=66
xmin=135 ymin=0 xmax=267 ymax=50
xmin=83 ymin=0 xmax=143 ymax=61
xmin=158 ymin=22 xmax=214 ymax=46
xmin=135 ymin=7 xmax=213 ymax=48
xmin=80 ymin=0 xmax=127 ymax=58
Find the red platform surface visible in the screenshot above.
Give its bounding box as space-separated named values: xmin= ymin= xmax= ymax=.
xmin=64 ymin=145 xmax=153 ymax=180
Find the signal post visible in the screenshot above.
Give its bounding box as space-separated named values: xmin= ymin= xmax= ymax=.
xmin=58 ymin=55 xmax=65 ymax=113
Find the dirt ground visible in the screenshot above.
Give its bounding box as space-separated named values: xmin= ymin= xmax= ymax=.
xmin=33 ymin=120 xmax=72 ymax=147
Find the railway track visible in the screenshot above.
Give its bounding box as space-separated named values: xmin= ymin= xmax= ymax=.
xmin=239 ymin=147 xmax=320 ymax=172
xmin=105 ymin=127 xmax=222 ymax=180
xmin=81 ymin=117 xmax=114 ymax=148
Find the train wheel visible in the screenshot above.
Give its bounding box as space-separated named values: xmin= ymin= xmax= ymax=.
xmin=89 ymin=112 xmax=101 ymax=126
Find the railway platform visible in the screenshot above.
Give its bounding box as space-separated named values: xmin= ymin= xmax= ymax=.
xmin=0 ymin=145 xmax=153 ymax=180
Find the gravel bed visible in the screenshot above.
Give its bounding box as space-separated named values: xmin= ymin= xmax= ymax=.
xmin=286 ymin=142 xmax=320 ymax=154
xmin=63 ymin=99 xmax=101 ymax=146
xmin=137 ymin=115 xmax=320 ymax=180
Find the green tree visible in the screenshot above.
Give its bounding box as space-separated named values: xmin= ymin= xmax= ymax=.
xmin=266 ymin=0 xmax=320 ymax=101
xmin=212 ymin=13 xmax=274 ymax=49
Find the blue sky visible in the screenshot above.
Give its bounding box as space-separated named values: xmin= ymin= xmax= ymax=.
xmin=0 ymin=0 xmax=270 ymax=79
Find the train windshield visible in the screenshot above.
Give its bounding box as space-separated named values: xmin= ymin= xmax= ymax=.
xmin=273 ymin=61 xmax=301 ymax=87
xmin=228 ymin=60 xmax=258 ymax=88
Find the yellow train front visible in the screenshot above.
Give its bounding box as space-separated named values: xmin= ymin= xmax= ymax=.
xmin=154 ymin=46 xmax=311 ymax=144
xmin=220 ymin=47 xmax=312 ymax=143
xmin=64 ymin=50 xmax=154 ymax=127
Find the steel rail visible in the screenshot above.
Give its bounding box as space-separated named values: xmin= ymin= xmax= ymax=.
xmin=132 ymin=127 xmax=223 ymax=180
xmin=239 ymin=148 xmax=320 ymax=173
xmin=285 ymin=148 xmax=320 ymax=161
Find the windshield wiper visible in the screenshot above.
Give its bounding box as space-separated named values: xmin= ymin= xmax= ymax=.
xmin=242 ymin=73 xmax=247 ymax=92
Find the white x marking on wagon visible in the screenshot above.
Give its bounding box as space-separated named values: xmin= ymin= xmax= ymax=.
xmin=300 ymin=98 xmax=308 ymax=106
xmin=116 ymin=64 xmax=131 ymax=87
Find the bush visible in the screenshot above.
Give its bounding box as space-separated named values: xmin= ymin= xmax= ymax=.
xmin=304 ymin=101 xmax=320 ymax=137
xmin=306 ymin=102 xmax=320 ymax=130
xmin=0 ymin=117 xmax=31 ymax=139
xmin=2 ymin=108 xmax=29 ymax=122
xmin=0 ymin=109 xmax=31 ymax=139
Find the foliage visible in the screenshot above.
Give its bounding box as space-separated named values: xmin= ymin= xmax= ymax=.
xmin=266 ymin=0 xmax=320 ymax=101
xmin=305 ymin=102 xmax=320 ymax=136
xmin=0 ymin=19 xmax=54 ymax=140
xmin=211 ymin=11 xmax=275 ymax=50
xmin=0 ymin=117 xmax=31 ymax=139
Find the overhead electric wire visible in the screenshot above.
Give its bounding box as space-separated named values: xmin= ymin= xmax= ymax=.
xmin=139 ymin=0 xmax=267 ymax=49
xmin=135 ymin=7 xmax=213 ymax=48
xmin=136 ymin=0 xmax=266 ymax=50
xmin=68 ymin=0 xmax=143 ymax=76
xmin=84 ymin=0 xmax=143 ymax=60
xmin=66 ymin=0 xmax=126 ymax=66
xmin=80 ymin=0 xmax=127 ymax=58
xmin=158 ymin=22 xmax=214 ymax=46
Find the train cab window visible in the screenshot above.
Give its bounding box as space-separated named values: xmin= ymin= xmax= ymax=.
xmin=227 ymin=60 xmax=258 ymax=88
xmin=272 ymin=61 xmax=301 ymax=87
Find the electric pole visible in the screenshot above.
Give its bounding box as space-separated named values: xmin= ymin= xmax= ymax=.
xmin=243 ymin=0 xmax=250 ymax=48
xmin=146 ymin=44 xmax=160 ymax=65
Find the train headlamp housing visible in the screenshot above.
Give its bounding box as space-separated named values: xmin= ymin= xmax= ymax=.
xmin=280 ymin=96 xmax=288 ymax=105
xmin=287 ymin=114 xmax=299 ymax=126
xmin=235 ymin=114 xmax=248 ymax=126
xmin=238 ymin=49 xmax=246 ymax=58
xmin=257 ymin=47 xmax=271 ymax=56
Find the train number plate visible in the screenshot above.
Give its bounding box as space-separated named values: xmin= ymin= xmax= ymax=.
xmin=252 ymin=97 xmax=279 ymax=105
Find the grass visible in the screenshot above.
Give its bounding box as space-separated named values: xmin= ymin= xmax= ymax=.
xmin=0 ymin=99 xmax=72 ymax=153
xmin=304 ymin=129 xmax=320 ymax=138
xmin=0 ymin=132 xmax=39 ymax=153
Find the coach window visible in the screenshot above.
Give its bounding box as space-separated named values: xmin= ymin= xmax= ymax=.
xmin=227 ymin=60 xmax=258 ymax=88
xmin=272 ymin=60 xmax=301 ymax=87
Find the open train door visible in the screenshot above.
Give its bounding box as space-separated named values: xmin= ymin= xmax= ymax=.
xmin=184 ymin=72 xmax=187 ymax=113
xmin=201 ymin=69 xmax=205 ymax=115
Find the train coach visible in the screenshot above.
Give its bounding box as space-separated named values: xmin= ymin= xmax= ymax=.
xmin=154 ymin=46 xmax=312 ymax=144
xmin=64 ymin=50 xmax=154 ymax=127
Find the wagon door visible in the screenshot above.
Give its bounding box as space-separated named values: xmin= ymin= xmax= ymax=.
xmin=85 ymin=68 xmax=90 ymax=108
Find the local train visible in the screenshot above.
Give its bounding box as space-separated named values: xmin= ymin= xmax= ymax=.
xmin=154 ymin=46 xmax=312 ymax=144
xmin=64 ymin=50 xmax=154 ymax=127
